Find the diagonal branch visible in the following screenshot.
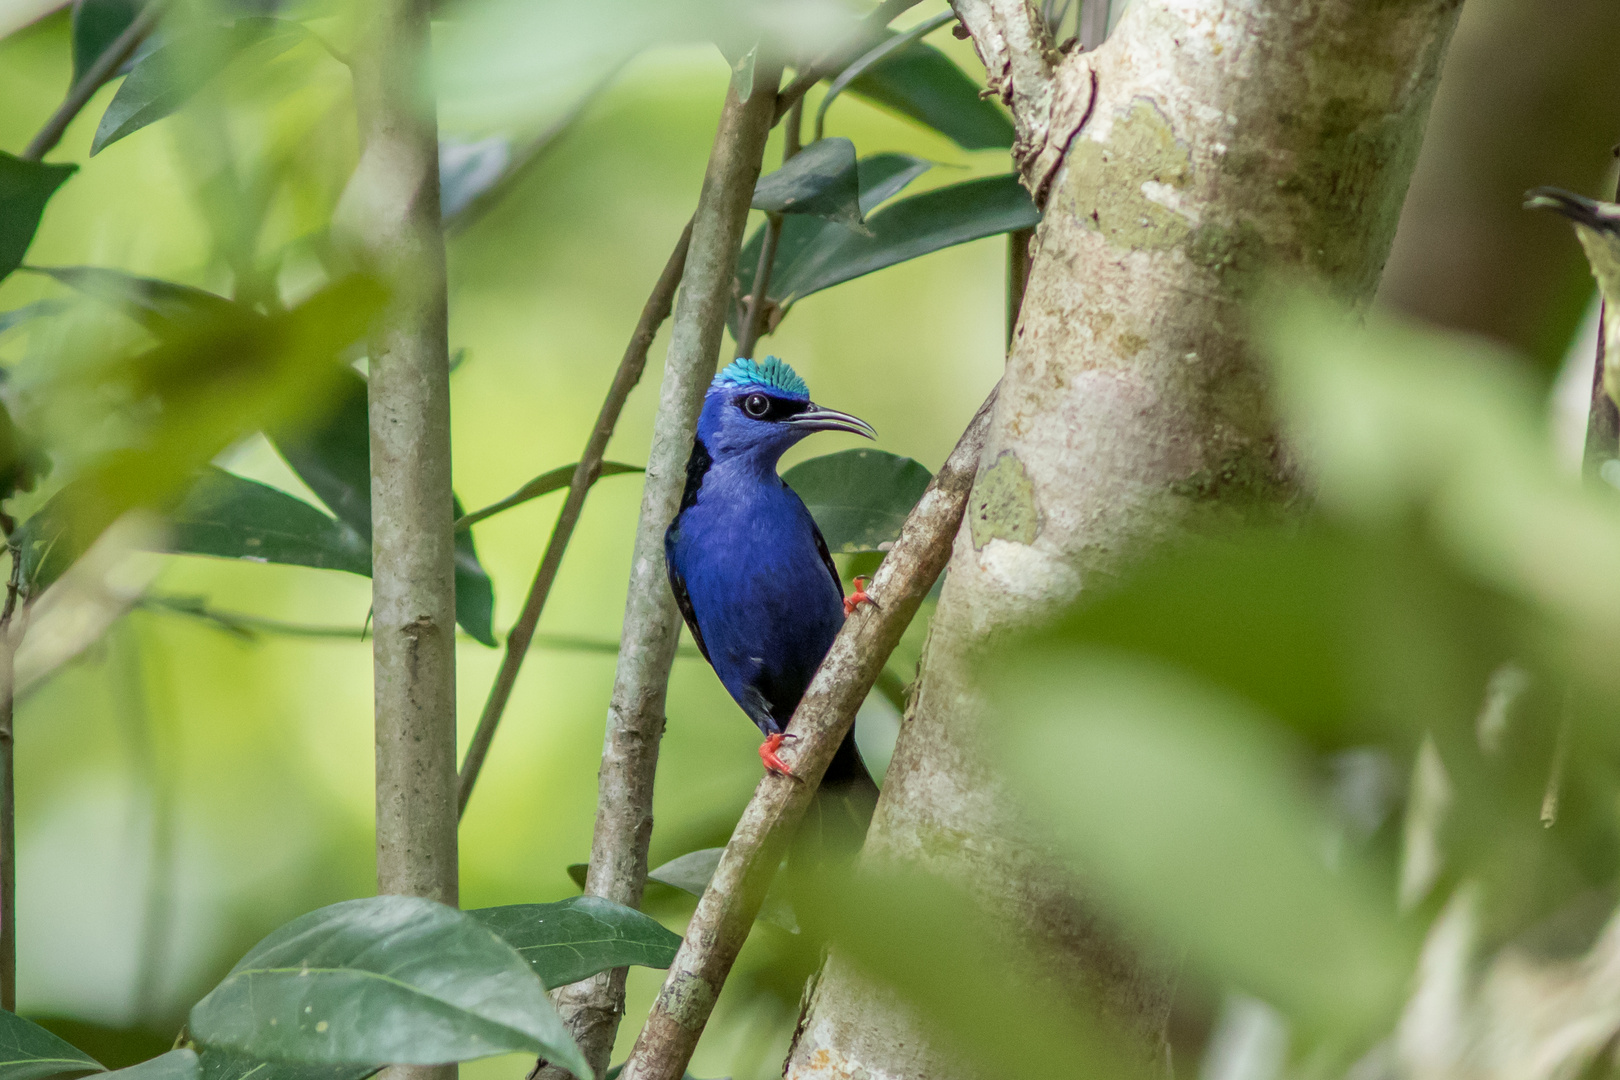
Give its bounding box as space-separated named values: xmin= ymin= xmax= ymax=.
xmin=24 ymin=0 xmax=167 ymax=162
xmin=616 ymin=385 xmax=998 ymax=1080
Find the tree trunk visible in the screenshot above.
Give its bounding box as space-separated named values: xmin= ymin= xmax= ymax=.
xmin=784 ymin=0 xmax=1465 ymax=1076
xmin=1377 ymin=0 xmax=1620 ymax=376
xmin=346 ymin=2 xmax=459 ymax=1080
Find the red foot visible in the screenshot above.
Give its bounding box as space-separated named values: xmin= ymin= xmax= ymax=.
xmin=759 ymin=732 xmax=794 ymax=776
xmin=843 ymin=575 xmax=876 ymax=617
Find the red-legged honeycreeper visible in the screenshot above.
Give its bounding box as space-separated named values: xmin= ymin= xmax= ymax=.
xmin=665 ymin=357 xmax=879 ymax=800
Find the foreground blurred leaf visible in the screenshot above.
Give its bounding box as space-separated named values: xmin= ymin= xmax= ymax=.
xmin=453 ymin=461 xmax=642 ymax=531
xmin=167 ymin=467 xmax=370 ymax=574
xmin=847 ymin=38 xmax=1014 ymax=151
xmin=438 ymin=136 xmax=511 ymax=221
xmin=270 ymin=370 xmax=496 ymax=645
xmin=649 ymin=849 xmax=798 ymax=933
xmin=783 ymin=449 xmax=932 ymax=553
xmin=0 ymin=154 xmax=76 ymax=283
xmin=27 ymin=267 xmax=238 ymax=338
xmin=771 ymin=174 xmax=1039 ymax=306
xmin=0 ymin=300 xmax=72 ymax=336
xmin=0 ymin=1010 xmax=105 ymax=1080
xmin=14 ymin=275 xmax=384 ymax=594
xmin=103 ymin=1053 xmax=196 ymax=1080
xmin=751 ymin=137 xmax=863 ymax=230
xmin=467 ymin=897 xmax=680 ymax=989
xmin=92 ymin=18 xmax=305 ymax=154
xmin=189 ymin=896 xmax=589 ymax=1078
xmin=71 ymin=0 xmax=141 ymax=86
xmin=196 ymin=1047 xmax=375 ymax=1080
xmin=996 ymin=648 xmax=1415 ymax=1036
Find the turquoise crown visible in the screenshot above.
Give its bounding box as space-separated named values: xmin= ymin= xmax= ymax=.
xmin=713 ymin=356 xmax=809 ymax=400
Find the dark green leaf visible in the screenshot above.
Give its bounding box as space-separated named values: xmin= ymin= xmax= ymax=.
xmin=189 ymin=896 xmax=589 ymax=1079
xmin=0 ymin=1010 xmax=105 ymax=1080
xmin=27 ymin=266 xmax=239 ymax=338
xmin=771 ymin=173 xmax=1039 ymax=305
xmin=783 ymin=449 xmax=933 ymax=553
xmin=0 ymin=153 xmax=76 ymax=283
xmin=848 ymin=40 xmax=1014 ymax=151
xmin=92 ymin=19 xmax=305 ymax=155
xmin=752 ymin=138 xmax=864 ymax=230
xmin=565 ymin=863 xmax=588 ymax=890
xmin=71 ymin=0 xmax=141 ymax=86
xmin=733 ymin=154 xmax=930 ymax=336
xmin=270 ymin=371 xmax=498 ymax=646
xmin=454 ymin=461 xmax=643 ymax=531
xmin=167 ymin=466 xmax=370 ymax=575
xmin=648 ymin=849 xmax=797 ymax=933
xmin=197 ymin=1046 xmax=376 ymax=1080
xmin=468 ymin=896 xmax=681 ymax=989
xmin=103 ymin=1053 xmax=195 ymax=1080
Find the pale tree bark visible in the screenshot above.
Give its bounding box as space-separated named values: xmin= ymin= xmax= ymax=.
xmin=784 ymin=0 xmax=1465 ymax=1077
xmin=345 ymin=4 xmax=458 ymax=1080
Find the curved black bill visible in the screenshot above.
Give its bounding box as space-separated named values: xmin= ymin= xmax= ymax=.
xmin=785 ymin=405 xmax=877 ymax=439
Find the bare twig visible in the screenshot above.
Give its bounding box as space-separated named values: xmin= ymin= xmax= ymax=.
xmin=617 ymin=387 xmax=998 ymax=1080
xmin=0 ymin=549 xmax=21 ymax=1011
xmin=23 ymin=0 xmax=166 ymax=162
xmin=531 ymin=61 xmax=785 ymax=1080
xmin=735 ymin=98 xmax=802 ymax=361
xmin=456 ymin=219 xmax=694 ymax=819
xmin=773 ymin=0 xmax=925 ymax=123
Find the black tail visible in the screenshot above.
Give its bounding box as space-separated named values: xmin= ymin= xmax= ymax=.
xmin=793 ymin=729 xmax=880 ymax=872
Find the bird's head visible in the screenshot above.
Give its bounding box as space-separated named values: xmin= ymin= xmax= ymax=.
xmin=697 ymin=357 xmax=875 ymax=464
xmin=1526 ymin=186 xmax=1620 ymax=303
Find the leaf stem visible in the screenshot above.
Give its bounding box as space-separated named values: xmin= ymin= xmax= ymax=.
xmin=455 ymin=219 xmax=694 ymax=819
xmin=0 ymin=547 xmax=24 ymax=1011
xmin=773 ymin=0 xmax=925 ymax=123
xmin=23 ymin=0 xmax=167 ymax=162
xmin=616 ymin=386 xmax=998 ymax=1080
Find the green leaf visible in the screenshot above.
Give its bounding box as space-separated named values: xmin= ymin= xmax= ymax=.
xmin=189 ymin=896 xmax=590 ymax=1079
xmin=0 ymin=299 xmax=73 ymax=336
xmin=167 ymin=466 xmax=371 ymax=575
xmin=782 ymin=449 xmax=932 ymax=553
xmin=751 ymin=138 xmax=864 ymax=230
xmin=648 ymin=849 xmax=798 ymax=933
xmin=27 ymin=267 xmax=239 ymax=338
xmin=0 ymin=153 xmax=76 ymax=283
xmin=848 ymin=39 xmax=1014 ymax=151
xmin=438 ymin=136 xmax=510 ymax=221
xmin=92 ymin=19 xmax=305 ymax=155
xmin=270 ymin=371 xmax=498 ymax=646
xmin=0 ymin=1010 xmax=105 ymax=1080
xmin=453 ymin=461 xmax=643 ymax=531
xmin=771 ymin=173 xmax=1039 ymax=305
xmin=467 ymin=896 xmax=681 ymax=989
xmin=565 ymin=863 xmax=588 ymax=890
xmin=197 ymin=1046 xmax=376 ymax=1080
xmin=104 ymin=1053 xmax=196 ymax=1080
xmin=72 ymin=0 xmax=141 ymax=87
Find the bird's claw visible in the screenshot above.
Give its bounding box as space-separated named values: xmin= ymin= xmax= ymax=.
xmin=843 ymin=575 xmax=877 ymax=617
xmin=760 ymin=732 xmax=797 ymax=777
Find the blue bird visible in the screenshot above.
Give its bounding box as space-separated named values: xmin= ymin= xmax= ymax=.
xmin=665 ymin=357 xmax=878 ymax=789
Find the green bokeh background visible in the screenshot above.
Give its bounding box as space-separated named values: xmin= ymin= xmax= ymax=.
xmin=0 ymin=7 xmax=1009 ymax=1077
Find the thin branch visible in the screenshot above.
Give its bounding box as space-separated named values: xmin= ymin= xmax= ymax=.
xmin=531 ymin=62 xmax=785 ymax=1080
xmin=0 ymin=548 xmax=21 ymax=1011
xmin=735 ymin=99 xmax=802 ymax=361
xmin=813 ymin=10 xmax=956 ymax=142
xmin=452 ymin=460 xmax=642 ymax=532
xmin=23 ymin=0 xmax=167 ymax=162
xmin=617 ymin=386 xmax=998 ymax=1080
xmin=773 ymin=0 xmax=926 ymax=123
xmin=456 ymin=219 xmax=694 ymax=819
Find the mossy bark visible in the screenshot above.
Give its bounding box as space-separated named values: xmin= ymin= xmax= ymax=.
xmin=784 ymin=1 xmax=1464 ymax=1077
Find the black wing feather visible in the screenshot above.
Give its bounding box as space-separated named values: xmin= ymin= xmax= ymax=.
xmin=810 ymin=518 xmax=844 ymax=601
xmin=666 ymin=559 xmax=711 ymax=663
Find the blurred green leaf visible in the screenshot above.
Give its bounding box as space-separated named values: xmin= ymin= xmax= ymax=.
xmin=752 ymin=138 xmax=863 ymax=230
xmin=0 ymin=1010 xmax=105 ymax=1080
xmin=0 ymin=300 xmax=72 ymax=336
xmin=26 ymin=267 xmax=239 ymax=338
xmin=996 ymin=649 xmax=1415 ymax=1035
xmin=103 ymin=1052 xmax=195 ymax=1080
xmin=453 ymin=461 xmax=643 ymax=532
xmin=166 ymin=466 xmax=371 ymax=574
xmin=771 ymin=174 xmax=1039 ymax=306
xmin=846 ymin=37 xmax=1014 ymax=151
xmin=71 ymin=0 xmax=140 ymax=86
xmin=197 ymin=1048 xmax=375 ymax=1080
xmin=438 ymin=136 xmax=511 ymax=221
xmin=649 ymin=849 xmax=798 ymax=933
xmin=92 ymin=19 xmax=305 ymax=155
xmin=269 ymin=370 xmax=498 ymax=646
xmin=467 ymin=896 xmax=681 ymax=989
xmin=14 ymin=275 xmax=384 ymax=594
xmin=189 ymin=896 xmax=589 ymax=1079
xmin=0 ymin=153 xmax=76 ymax=283
xmin=783 ymin=449 xmax=932 ymax=553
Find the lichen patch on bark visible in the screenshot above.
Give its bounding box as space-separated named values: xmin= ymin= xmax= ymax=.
xmin=969 ymin=452 xmax=1041 ymax=549
xmin=1057 ymin=97 xmax=1195 ymax=251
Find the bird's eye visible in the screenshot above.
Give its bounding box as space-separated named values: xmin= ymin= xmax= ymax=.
xmin=742 ymin=393 xmax=769 ymax=418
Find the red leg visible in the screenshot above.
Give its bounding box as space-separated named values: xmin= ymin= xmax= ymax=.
xmin=759 ymin=732 xmax=794 ymax=776
xmin=843 ymin=575 xmax=876 ymax=617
